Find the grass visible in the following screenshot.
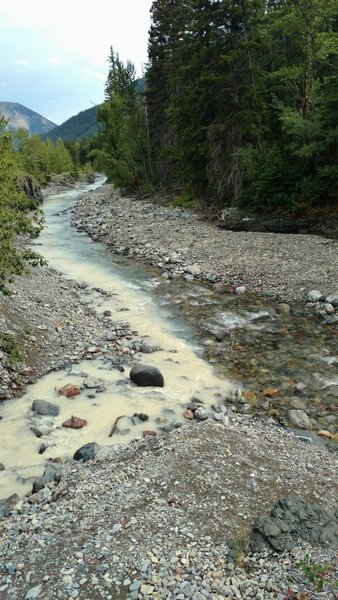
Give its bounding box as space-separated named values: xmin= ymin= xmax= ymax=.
xmin=0 ymin=332 xmax=24 ymax=363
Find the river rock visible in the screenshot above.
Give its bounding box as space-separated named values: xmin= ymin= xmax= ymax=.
xmin=58 ymin=383 xmax=81 ymax=398
xmin=307 ymin=290 xmax=324 ymax=302
xmin=83 ymin=377 xmax=103 ymax=389
xmin=31 ymin=399 xmax=59 ymax=417
xmin=325 ymin=294 xmax=338 ymax=307
xmin=129 ymin=364 xmax=164 ymax=387
xmin=250 ymin=494 xmax=338 ymax=552
xmin=194 ymin=406 xmax=209 ymax=421
xmin=32 ymin=462 xmax=62 ymax=493
xmin=73 ymin=442 xmax=99 ymax=462
xmin=324 ymin=303 xmax=335 ymax=314
xmin=287 ymin=409 xmax=311 ymax=429
xmin=62 ymin=416 xmax=87 ymax=429
xmin=0 ymin=494 xmax=19 ymax=518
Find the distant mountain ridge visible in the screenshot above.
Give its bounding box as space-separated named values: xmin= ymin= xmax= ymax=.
xmin=42 ymin=106 xmax=101 ymax=143
xmin=0 ymin=102 xmax=57 ymax=135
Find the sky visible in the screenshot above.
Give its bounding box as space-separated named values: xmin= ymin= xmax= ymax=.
xmin=0 ymin=0 xmax=153 ymax=125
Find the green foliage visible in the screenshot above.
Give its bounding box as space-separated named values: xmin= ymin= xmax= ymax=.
xmin=94 ymin=48 xmax=152 ymax=192
xmin=15 ymin=129 xmax=75 ymax=184
xmin=0 ymin=332 xmax=24 ymax=363
xmin=281 ymin=555 xmax=338 ymax=599
xmin=297 ymin=554 xmax=337 ymax=593
xmin=0 ymin=118 xmax=45 ymax=295
xmin=145 ymin=0 xmax=338 ymax=212
xmin=170 ymin=192 xmax=197 ymax=209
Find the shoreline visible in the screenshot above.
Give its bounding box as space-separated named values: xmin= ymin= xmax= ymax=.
xmin=0 ymin=181 xmax=337 ymax=599
xmin=73 ymin=184 xmax=338 ymax=306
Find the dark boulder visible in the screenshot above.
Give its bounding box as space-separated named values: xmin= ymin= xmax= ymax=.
xmin=73 ymin=442 xmax=99 ymax=462
xmin=130 ymin=364 xmax=164 ymax=387
xmin=250 ymin=494 xmax=338 ymax=553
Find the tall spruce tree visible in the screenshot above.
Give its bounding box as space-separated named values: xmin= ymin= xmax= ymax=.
xmin=95 ymin=48 xmax=152 ymax=191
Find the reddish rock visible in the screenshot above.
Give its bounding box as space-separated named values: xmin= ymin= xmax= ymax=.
xmin=143 ymin=430 xmax=157 ymax=437
xmin=62 ymin=416 xmax=87 ymax=429
xmin=263 ymin=387 xmax=279 ymax=398
xmin=58 ymin=383 xmax=81 ymax=398
xmin=86 ymin=346 xmax=101 ymax=354
xmin=184 ymin=409 xmax=194 ymax=420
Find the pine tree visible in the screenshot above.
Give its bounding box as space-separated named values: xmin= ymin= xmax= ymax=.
xmin=95 ymin=48 xmax=152 ymax=191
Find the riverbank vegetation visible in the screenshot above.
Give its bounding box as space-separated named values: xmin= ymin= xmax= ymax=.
xmin=96 ymin=0 xmax=337 ymax=213
xmin=0 ymin=118 xmax=45 ymax=294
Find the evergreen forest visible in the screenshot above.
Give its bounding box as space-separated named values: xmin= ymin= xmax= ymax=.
xmin=97 ymin=0 xmax=338 ymax=213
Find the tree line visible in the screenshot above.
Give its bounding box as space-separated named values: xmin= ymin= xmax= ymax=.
xmin=0 ymin=121 xmax=94 ymax=292
xmin=97 ymin=0 xmax=337 ymax=212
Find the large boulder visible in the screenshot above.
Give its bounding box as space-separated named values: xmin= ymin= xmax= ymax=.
xmin=130 ymin=364 xmax=164 ymax=388
xmin=250 ymin=495 xmax=338 ymax=553
xmin=73 ymin=442 xmax=99 ymax=462
xmin=31 ymin=399 xmax=59 ymax=417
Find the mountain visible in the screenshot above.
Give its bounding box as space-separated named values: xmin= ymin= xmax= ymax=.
xmin=42 ymin=106 xmax=101 ymax=143
xmin=0 ymin=102 xmax=57 ymax=135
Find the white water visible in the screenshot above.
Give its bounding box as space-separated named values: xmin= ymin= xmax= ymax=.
xmin=0 ymin=181 xmax=234 ymax=498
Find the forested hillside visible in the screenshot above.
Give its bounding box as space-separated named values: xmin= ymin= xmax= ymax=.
xmin=97 ymin=0 xmax=337 ymax=213
xmin=42 ymin=106 xmax=101 ymax=144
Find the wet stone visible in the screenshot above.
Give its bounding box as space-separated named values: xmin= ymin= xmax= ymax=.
xmin=73 ymin=442 xmax=99 ymax=462
xmin=58 ymin=383 xmax=81 ymax=398
xmin=31 ymin=399 xmax=59 ymax=417
xmin=130 ymin=364 xmax=164 ymax=387
xmin=194 ymin=407 xmax=209 ymax=421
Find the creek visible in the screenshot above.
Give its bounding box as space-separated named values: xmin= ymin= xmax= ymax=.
xmin=0 ymin=180 xmax=337 ymax=499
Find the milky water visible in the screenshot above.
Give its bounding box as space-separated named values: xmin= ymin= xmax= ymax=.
xmin=0 ymin=181 xmax=234 ymax=498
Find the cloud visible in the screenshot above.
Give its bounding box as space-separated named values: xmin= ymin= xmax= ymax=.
xmin=48 ymin=56 xmax=62 ymax=66
xmin=14 ymin=58 xmax=30 ymax=67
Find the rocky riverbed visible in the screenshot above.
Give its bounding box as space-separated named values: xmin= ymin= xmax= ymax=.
xmin=0 ymin=181 xmax=337 ymax=599
xmin=73 ymin=184 xmax=338 ymax=305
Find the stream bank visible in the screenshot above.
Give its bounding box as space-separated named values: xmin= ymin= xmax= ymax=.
xmin=73 ymin=184 xmax=338 ymax=439
xmin=0 ymin=180 xmax=337 ymax=599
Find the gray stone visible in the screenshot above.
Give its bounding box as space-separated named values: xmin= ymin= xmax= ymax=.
xmin=288 ymin=409 xmax=311 ymax=429
xmin=0 ymin=463 xmax=5 ymax=471
xmin=194 ymin=407 xmax=209 ymax=421
xmin=130 ymin=364 xmax=164 ymax=387
xmin=83 ymin=377 xmax=103 ymax=389
xmin=250 ymin=494 xmax=338 ymax=553
xmin=31 ymin=399 xmax=59 ymax=417
xmin=307 ymin=289 xmax=324 ymax=302
xmin=73 ymin=441 xmax=99 ymax=462
xmin=325 ymin=294 xmax=338 ymax=307
xmin=32 ymin=462 xmax=62 ymax=493
xmin=129 ymin=580 xmax=142 ymax=592
xmin=25 ymin=585 xmax=42 ymax=599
